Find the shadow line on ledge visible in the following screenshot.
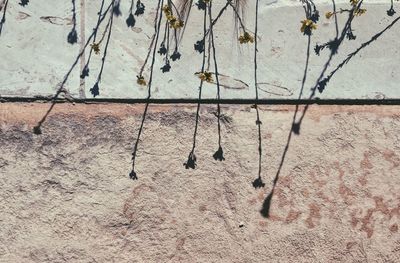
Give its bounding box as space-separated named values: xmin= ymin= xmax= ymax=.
xmin=2 ymin=97 xmax=400 ymax=105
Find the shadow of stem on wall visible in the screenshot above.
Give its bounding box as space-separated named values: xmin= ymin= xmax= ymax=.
xmin=296 ymin=11 xmax=400 ymax=130
xmin=0 ymin=0 xmax=9 ymax=37
xmin=261 ymin=0 xmax=400 ymax=218
xmin=184 ymin=5 xmax=208 ymax=169
xmin=260 ymin=34 xmax=312 ymax=217
xmin=33 ymin=0 xmax=115 ymax=134
xmin=67 ymin=0 xmax=78 ymax=44
xmin=130 ymin=0 xmax=163 ymax=179
xmin=208 ymin=3 xmax=225 ymax=162
xmin=292 ymin=0 xmax=364 ymax=131
xmin=251 ymin=0 xmax=266 ymax=189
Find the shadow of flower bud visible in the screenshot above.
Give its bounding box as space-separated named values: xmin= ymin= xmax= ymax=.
xmin=33 ymin=125 xmax=42 ymax=135
xmin=303 ymin=27 xmax=312 ymax=36
xmin=184 ymin=152 xmax=197 ymax=169
xmin=134 ymin=1 xmax=145 ymax=16
xmin=196 ymin=0 xmax=206 ymax=10
xmin=328 ymin=38 xmax=340 ymax=54
xmin=126 ymin=13 xmax=136 ymax=27
xmin=387 ymin=7 xmax=396 ymax=16
xmin=252 ymin=177 xmax=265 ymax=189
xmin=317 ymin=78 xmax=329 ymax=93
xmin=161 ymin=62 xmax=171 ymax=73
xmin=129 ymin=170 xmax=138 ymax=180
xmin=170 ymin=50 xmax=181 ymax=61
xmin=80 ymin=65 xmax=89 ymax=79
xmin=314 ymin=44 xmax=322 ymax=56
xmin=260 ymin=191 xmax=273 ymax=218
xmin=292 ymin=122 xmax=300 ymax=135
xmin=158 ymin=43 xmax=167 ymax=55
xmin=213 ymin=146 xmax=225 ymax=161
xmin=194 ymin=39 xmax=205 ymax=53
xmin=19 ymin=0 xmax=29 ymax=7
xmin=346 ymin=30 xmax=356 ymax=40
xmin=113 ymin=2 xmax=122 ymax=16
xmin=67 ymin=28 xmax=78 ymax=44
xmin=90 ymin=82 xmax=100 ymax=97
xmin=310 ymin=10 xmax=319 ymax=23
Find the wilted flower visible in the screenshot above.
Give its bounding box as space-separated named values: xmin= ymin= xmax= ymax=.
xmin=350 ymin=0 xmax=358 ymax=7
xmin=163 ymin=5 xmax=184 ymax=29
xmin=162 ymin=5 xmax=172 ymax=16
xmin=171 ymin=19 xmax=184 ymax=29
xmin=353 ymin=8 xmax=366 ymax=16
xmin=300 ymin=19 xmax=317 ymax=35
xmin=197 ymin=71 xmax=213 ymax=83
xmin=90 ymin=43 xmax=100 ymax=54
xmin=325 ymin=11 xmax=334 ymax=19
xmin=136 ymin=75 xmax=146 ymax=86
xmin=238 ymin=32 xmax=254 ymax=44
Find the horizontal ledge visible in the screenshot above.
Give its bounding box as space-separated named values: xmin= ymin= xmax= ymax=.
xmin=1 ymin=96 xmax=400 ymax=105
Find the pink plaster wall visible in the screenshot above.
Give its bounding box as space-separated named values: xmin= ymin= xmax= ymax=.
xmin=0 ymin=103 xmax=399 ymax=262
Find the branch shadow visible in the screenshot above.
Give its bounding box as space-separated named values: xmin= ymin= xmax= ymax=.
xmin=296 ymin=13 xmax=400 ymax=130
xmin=260 ymin=34 xmax=312 ymax=217
xmin=261 ymin=1 xmax=400 ymax=218
xmin=259 ymin=0 xmax=318 ymax=216
xmin=33 ymin=1 xmax=114 ymax=134
xmin=251 ymin=0 xmax=265 ymax=189
xmin=130 ymin=0 xmax=163 ymax=179
xmin=0 ymin=0 xmax=9 ymax=37
xmin=184 ymin=6 xmax=208 ymax=169
xmin=90 ymin=2 xmax=116 ymax=97
xmin=67 ymin=0 xmax=78 ymax=44
xmin=316 ymin=15 xmax=400 ymax=95
xmin=293 ymin=0 xmax=364 ymax=130
xmin=208 ymin=3 xmax=225 ymax=162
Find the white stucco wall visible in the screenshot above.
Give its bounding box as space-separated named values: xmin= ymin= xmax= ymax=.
xmin=0 ymin=0 xmax=399 ymax=100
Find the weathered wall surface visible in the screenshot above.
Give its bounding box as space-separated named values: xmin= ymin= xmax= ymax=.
xmin=1 ymin=103 xmax=399 ymax=262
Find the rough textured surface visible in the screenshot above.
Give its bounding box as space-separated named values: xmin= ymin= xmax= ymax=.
xmin=1 ymin=103 xmax=399 ymax=262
